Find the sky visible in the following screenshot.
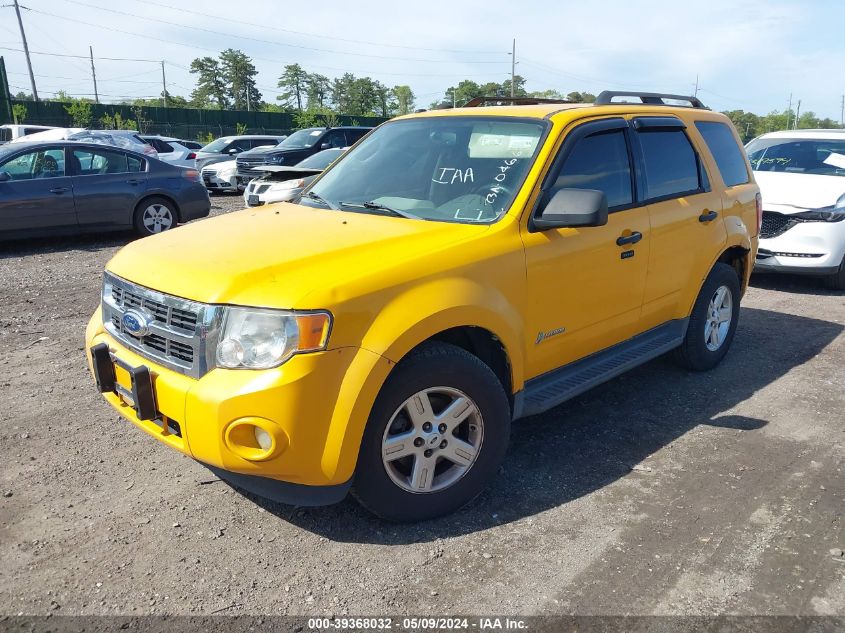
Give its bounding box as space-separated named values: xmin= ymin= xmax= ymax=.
xmin=0 ymin=0 xmax=843 ymax=119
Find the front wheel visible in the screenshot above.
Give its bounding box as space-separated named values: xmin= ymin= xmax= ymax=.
xmin=823 ymin=255 xmax=845 ymax=291
xmin=134 ymin=197 xmax=177 ymax=237
xmin=352 ymin=342 xmax=510 ymax=522
xmin=674 ymin=262 xmax=741 ymax=371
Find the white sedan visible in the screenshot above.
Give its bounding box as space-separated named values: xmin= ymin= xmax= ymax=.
xmin=200 ymin=159 xmax=239 ymax=193
xmin=748 ymin=129 xmax=845 ymax=289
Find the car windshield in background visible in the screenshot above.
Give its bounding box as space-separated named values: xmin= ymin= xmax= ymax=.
xmin=278 ymin=128 xmax=324 ymax=149
xmin=746 ymin=138 xmax=845 ymax=177
xmin=297 ymin=149 xmax=344 ymax=170
xmin=304 ymin=117 xmax=546 ymax=224
xmin=200 ymin=138 xmax=232 ymax=153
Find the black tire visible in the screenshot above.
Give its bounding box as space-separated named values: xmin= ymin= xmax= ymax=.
xmin=823 ymin=256 xmax=845 ymax=291
xmin=352 ymin=342 xmax=511 ymax=522
xmin=674 ymin=262 xmax=741 ymax=371
xmin=133 ymin=196 xmax=178 ymax=237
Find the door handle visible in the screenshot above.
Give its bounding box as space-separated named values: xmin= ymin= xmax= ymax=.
xmin=50 ymin=186 xmax=70 ymax=194
xmin=699 ymin=210 xmax=719 ymax=223
xmin=616 ymin=231 xmax=643 ymax=246
xmin=126 ymin=179 xmax=141 ymax=185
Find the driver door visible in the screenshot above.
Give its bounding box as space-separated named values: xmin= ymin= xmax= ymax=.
xmin=0 ymin=145 xmax=77 ymax=234
xmin=521 ymin=118 xmax=650 ymax=378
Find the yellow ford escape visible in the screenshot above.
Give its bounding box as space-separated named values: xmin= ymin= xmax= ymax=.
xmin=86 ymin=92 xmax=760 ymax=521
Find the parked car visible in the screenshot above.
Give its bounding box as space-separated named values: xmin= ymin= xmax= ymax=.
xmin=178 ymin=139 xmax=203 ymax=151
xmin=68 ymin=130 xmax=158 ymax=159
xmin=141 ymin=135 xmax=197 ymax=167
xmin=235 ymin=127 xmax=369 ymax=184
xmin=0 ymin=124 xmax=56 ymax=144
xmin=243 ymin=147 xmax=346 ymax=207
xmin=747 ymin=129 xmax=845 ymax=289
xmin=199 ymin=160 xmax=239 ymax=193
xmin=9 ymin=127 xmax=84 ymax=143
xmin=194 ymin=135 xmax=285 ymax=172
xmin=0 ymin=141 xmax=209 ymax=239
xmin=85 ymin=92 xmax=759 ymax=521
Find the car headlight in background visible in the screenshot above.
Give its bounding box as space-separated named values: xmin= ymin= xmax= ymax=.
xmin=268 ymin=178 xmax=305 ymax=192
xmin=267 ymin=154 xmax=285 ymax=164
xmin=793 ymin=207 xmax=845 ymax=223
xmin=215 ymin=307 xmax=332 ymax=369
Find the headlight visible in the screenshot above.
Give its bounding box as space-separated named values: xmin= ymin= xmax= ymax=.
xmin=268 ymin=178 xmax=305 ymax=191
xmin=215 ymin=307 xmax=332 ymax=370
xmin=267 ymin=154 xmax=284 ymax=163
xmin=793 ymin=208 xmax=845 ymax=222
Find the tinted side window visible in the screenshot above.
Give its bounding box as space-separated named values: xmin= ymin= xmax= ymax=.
xmin=232 ymin=139 xmax=252 ymax=151
xmin=73 ymin=148 xmax=130 ymax=175
xmin=696 ymin=121 xmax=748 ymax=187
xmin=346 ymin=128 xmax=368 ymax=143
xmin=151 ymin=139 xmax=174 ymax=153
xmin=127 ymin=155 xmax=144 ymax=172
xmin=638 ymin=129 xmax=701 ymax=199
xmin=250 ymin=138 xmax=275 ymax=149
xmin=556 ymin=129 xmax=633 ymax=209
xmin=0 ymin=148 xmax=64 ymax=180
xmin=322 ymin=130 xmax=347 ymax=149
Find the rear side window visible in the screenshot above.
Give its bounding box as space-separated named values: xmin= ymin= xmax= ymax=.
xmin=638 ymin=129 xmax=701 ymax=199
xmin=73 ymin=148 xmax=131 ymax=175
xmin=696 ymin=121 xmax=749 ymax=187
xmin=555 ymin=129 xmax=633 ymax=209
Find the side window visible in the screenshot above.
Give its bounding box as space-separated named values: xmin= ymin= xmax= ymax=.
xmin=73 ymin=148 xmax=130 ymax=175
xmin=695 ymin=121 xmax=749 ymax=187
xmin=151 ymin=139 xmax=174 ymax=153
xmin=127 ymin=155 xmax=145 ymax=173
xmin=231 ymin=139 xmax=252 ymax=152
xmin=322 ymin=130 xmax=347 ymax=149
xmin=250 ymin=138 xmax=275 ymax=149
xmin=555 ymin=129 xmax=633 ymax=209
xmin=346 ymin=128 xmax=368 ymax=143
xmin=0 ymin=148 xmax=65 ymax=180
xmin=637 ymin=129 xmax=701 ymax=200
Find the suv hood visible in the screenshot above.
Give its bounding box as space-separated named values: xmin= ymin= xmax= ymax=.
xmin=106 ymin=203 xmax=488 ymax=308
xmin=755 ymin=171 xmax=845 ymax=212
xmin=239 ymin=146 xmax=287 ymax=157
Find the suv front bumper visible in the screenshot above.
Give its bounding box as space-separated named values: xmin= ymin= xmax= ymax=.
xmin=755 ymin=218 xmax=845 ymax=275
xmin=85 ymin=308 xmax=390 ymax=505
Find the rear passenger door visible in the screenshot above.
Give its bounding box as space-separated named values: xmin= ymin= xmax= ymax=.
xmin=632 ymin=117 xmax=727 ymax=329
xmin=522 ymin=118 xmax=651 ymax=377
xmin=71 ymin=147 xmax=148 ymax=228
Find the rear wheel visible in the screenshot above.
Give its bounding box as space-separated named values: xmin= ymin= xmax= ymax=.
xmin=134 ymin=197 xmax=177 ymax=237
xmin=823 ymin=256 xmax=845 ymax=291
xmin=674 ymin=262 xmax=741 ymax=371
xmin=352 ymin=342 xmax=510 ymax=522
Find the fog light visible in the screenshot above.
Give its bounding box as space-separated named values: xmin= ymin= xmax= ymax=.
xmin=254 ymin=427 xmax=272 ymax=450
xmin=223 ymin=417 xmax=287 ymax=462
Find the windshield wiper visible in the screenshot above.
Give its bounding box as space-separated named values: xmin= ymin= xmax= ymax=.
xmin=340 ymin=200 xmax=421 ymax=220
xmin=303 ymin=190 xmax=338 ymax=210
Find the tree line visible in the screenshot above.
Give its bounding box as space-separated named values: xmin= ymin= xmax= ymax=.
xmin=9 ymin=46 xmax=843 ymax=138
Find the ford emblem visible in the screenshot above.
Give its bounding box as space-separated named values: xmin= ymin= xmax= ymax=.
xmin=122 ymin=309 xmax=153 ymax=337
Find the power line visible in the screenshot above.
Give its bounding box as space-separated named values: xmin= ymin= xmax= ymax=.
xmin=57 ymin=0 xmax=506 ymax=65
xmin=127 ymin=0 xmax=502 ymax=55
xmin=0 ymin=45 xmax=163 ymax=63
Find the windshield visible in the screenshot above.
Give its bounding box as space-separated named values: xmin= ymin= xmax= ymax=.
xmin=297 ymin=148 xmax=344 ymax=170
xmin=304 ymin=117 xmax=546 ymax=223
xmin=278 ymin=128 xmax=324 ymax=150
xmin=746 ymin=137 xmax=845 ymax=177
xmin=200 ymin=138 xmax=233 ymax=153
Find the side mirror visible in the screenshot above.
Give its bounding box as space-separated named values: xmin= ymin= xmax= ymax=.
xmin=227 ymin=147 xmax=241 ymax=154
xmin=320 ymin=142 xmax=331 ymax=150
xmin=533 ymin=188 xmax=608 ymax=230
xmin=0 ymin=171 xmax=9 ymax=183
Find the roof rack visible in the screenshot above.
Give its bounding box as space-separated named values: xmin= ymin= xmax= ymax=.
xmin=595 ymin=91 xmax=708 ymax=109
xmin=463 ymin=96 xmax=574 ymax=107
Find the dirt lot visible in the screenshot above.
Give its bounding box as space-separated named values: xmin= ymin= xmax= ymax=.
xmin=1 ymin=193 xmax=843 ymax=617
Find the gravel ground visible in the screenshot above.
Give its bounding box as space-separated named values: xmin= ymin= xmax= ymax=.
xmin=1 ymin=193 xmax=843 ymax=617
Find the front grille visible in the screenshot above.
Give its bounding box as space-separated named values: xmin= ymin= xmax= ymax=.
xmin=237 ymin=156 xmax=272 ymax=176
xmin=102 ymin=272 xmax=221 ymax=378
xmin=760 ymin=211 xmax=799 ymax=239
xmin=257 ymin=184 xmax=270 ymax=194
xmin=200 ymin=167 xmax=216 ymax=178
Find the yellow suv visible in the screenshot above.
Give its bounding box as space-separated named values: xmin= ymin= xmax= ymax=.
xmin=86 ymin=92 xmax=760 ymax=521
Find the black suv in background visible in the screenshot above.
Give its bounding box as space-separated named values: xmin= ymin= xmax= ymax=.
xmin=236 ymin=126 xmax=371 ymax=182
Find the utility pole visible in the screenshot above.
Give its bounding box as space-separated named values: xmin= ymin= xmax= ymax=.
xmin=693 ymin=74 xmax=699 ymax=98
xmin=452 ymin=88 xmax=456 ymax=108
xmin=246 ymin=87 xmax=251 ymax=112
xmin=510 ymin=38 xmax=516 ymax=97
xmin=840 ymin=94 xmax=844 ymax=128
xmin=9 ymin=0 xmax=37 ymax=101
xmin=786 ymin=93 xmax=792 ymax=130
xmin=795 ymin=100 xmax=801 ymax=129
xmin=160 ymin=61 xmax=167 ymax=108
xmin=88 ymin=46 xmax=99 ymax=104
